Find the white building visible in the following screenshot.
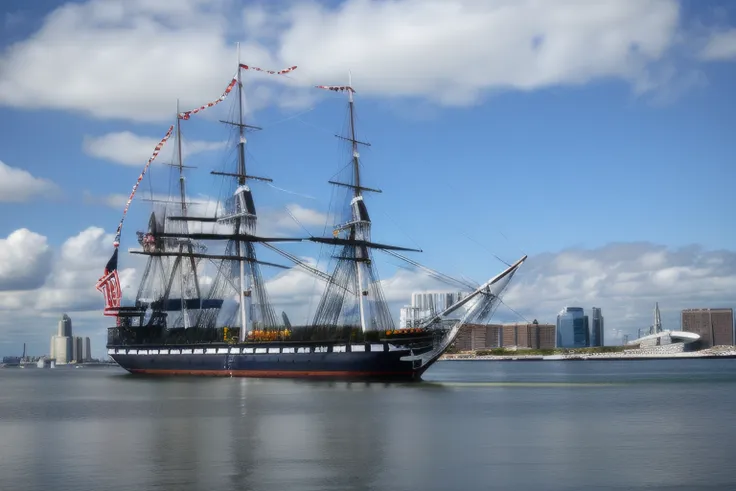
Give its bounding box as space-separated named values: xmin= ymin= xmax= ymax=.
xmin=399 ymin=291 xmax=467 ymax=328
xmin=51 ymin=335 xmax=72 ymax=364
xmin=50 ymin=314 xmax=90 ymax=364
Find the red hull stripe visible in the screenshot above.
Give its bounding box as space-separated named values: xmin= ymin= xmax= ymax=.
xmin=128 ymin=369 xmax=416 ymax=378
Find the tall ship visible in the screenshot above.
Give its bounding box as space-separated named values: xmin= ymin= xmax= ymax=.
xmin=97 ymin=57 xmax=527 ymax=379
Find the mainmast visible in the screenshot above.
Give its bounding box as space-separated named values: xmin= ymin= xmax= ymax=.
xmin=125 ymin=56 xmax=299 ymax=333
xmin=235 ymin=45 xmax=249 ymax=342
xmin=348 ymin=73 xmax=360 ymax=196
xmin=176 ymin=100 xmax=186 ymax=214
xmin=346 ymin=73 xmax=367 ymax=332
xmin=209 ymin=44 xmax=288 ymax=340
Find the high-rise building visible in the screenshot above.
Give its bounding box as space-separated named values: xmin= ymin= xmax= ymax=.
xmin=50 ymin=313 xmax=75 ymax=364
xmin=51 ymin=335 xmax=72 ymax=364
xmin=399 ymin=306 xmax=424 ymax=329
xmin=399 ymin=291 xmax=466 ymax=328
xmin=681 ymin=308 xmax=734 ymax=348
xmin=82 ymin=337 xmax=92 ymax=362
xmin=58 ymin=313 xmax=72 ymax=337
xmin=72 ymin=336 xmax=84 ymax=362
xmin=557 ymin=307 xmax=589 ymax=348
xmin=590 ymin=307 xmax=604 ymax=347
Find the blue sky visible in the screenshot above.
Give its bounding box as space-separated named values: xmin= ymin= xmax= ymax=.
xmin=1 ymin=0 xmax=735 ymax=358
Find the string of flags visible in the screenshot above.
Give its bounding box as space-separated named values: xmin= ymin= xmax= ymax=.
xmin=240 ymin=64 xmax=297 ymax=75
xmin=112 ymin=125 xmax=174 ymax=248
xmin=315 ymin=85 xmax=355 ymax=93
xmin=99 ymin=62 xmax=361 ymax=316
xmin=178 ymin=75 xmax=238 ymax=120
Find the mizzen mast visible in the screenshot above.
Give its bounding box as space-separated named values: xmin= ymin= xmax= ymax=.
xmin=164 ymin=99 xmax=203 ymax=328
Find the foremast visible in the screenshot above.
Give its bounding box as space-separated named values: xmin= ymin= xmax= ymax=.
xmin=347 ymin=74 xmax=369 ymax=332
xmin=310 ymin=80 xmax=420 ymax=334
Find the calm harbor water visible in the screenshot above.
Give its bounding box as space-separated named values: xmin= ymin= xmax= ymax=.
xmin=1 ymin=359 xmax=736 ymax=491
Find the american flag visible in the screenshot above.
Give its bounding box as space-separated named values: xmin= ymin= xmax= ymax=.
xmin=96 ymin=248 xmax=122 ymax=316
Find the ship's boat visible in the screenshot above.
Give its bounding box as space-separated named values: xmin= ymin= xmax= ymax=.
xmin=96 ymin=55 xmax=526 ymax=380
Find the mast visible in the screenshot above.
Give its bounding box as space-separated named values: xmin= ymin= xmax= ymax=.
xmin=236 ymin=43 xmax=249 ymax=342
xmin=347 ymin=72 xmax=367 ymax=332
xmin=175 ymin=99 xmax=189 ymax=329
xmin=310 ymin=77 xmax=410 ymax=334
xmin=348 ymin=72 xmax=360 ymax=196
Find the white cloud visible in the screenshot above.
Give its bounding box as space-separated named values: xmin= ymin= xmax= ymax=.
xmin=35 ymin=227 xmax=138 ymax=312
xmin=0 ymin=229 xmax=53 ymax=290
xmin=0 ymin=0 xmax=689 ymax=123
xmin=276 ymin=0 xmax=680 ymax=101
xmin=0 ymin=0 xmax=241 ymax=122
xmin=258 ymin=204 xmax=330 ymax=236
xmin=82 ymin=131 xmax=226 ymax=166
xmin=699 ymin=28 xmax=736 ymax=61
xmin=0 ymin=226 xmax=137 ymax=358
xmin=0 ymin=160 xmax=59 ymax=203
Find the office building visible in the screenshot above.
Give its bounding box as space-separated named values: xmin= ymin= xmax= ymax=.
xmin=82 ymin=337 xmax=92 ymax=362
xmin=557 ymin=307 xmax=589 ymax=348
xmin=590 ymin=307 xmax=604 ymax=347
xmin=681 ymin=308 xmax=734 ymax=348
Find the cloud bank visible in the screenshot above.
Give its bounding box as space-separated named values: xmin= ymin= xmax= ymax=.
xmin=1 ymin=0 xmax=727 ymax=122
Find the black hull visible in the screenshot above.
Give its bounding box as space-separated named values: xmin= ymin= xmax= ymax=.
xmin=109 ymin=343 xmax=432 ymax=380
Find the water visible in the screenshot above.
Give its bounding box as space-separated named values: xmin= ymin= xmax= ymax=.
xmin=1 ymin=359 xmax=735 ymax=491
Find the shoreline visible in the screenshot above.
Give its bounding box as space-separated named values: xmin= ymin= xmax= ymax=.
xmin=440 ymin=348 xmax=736 ymax=362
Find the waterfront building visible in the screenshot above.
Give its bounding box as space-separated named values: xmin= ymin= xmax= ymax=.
xmin=82 ymin=337 xmax=92 ymax=362
xmin=557 ymin=307 xmax=589 ymax=348
xmin=49 ymin=313 xmax=89 ymax=364
xmin=399 ymin=291 xmax=466 ymax=328
xmin=454 ymin=321 xmax=555 ymax=351
xmin=681 ymin=308 xmax=734 ymax=348
xmin=399 ymin=306 xmax=424 ymax=329
xmin=590 ymin=307 xmax=604 ymax=347
xmin=72 ymin=336 xmax=82 ymax=362
xmin=51 ymin=335 xmax=72 ymax=364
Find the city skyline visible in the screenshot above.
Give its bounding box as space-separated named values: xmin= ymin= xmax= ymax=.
xmin=0 ymin=0 xmax=735 ymax=357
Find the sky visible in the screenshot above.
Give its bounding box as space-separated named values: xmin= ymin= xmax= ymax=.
xmin=0 ymin=0 xmax=735 ymax=359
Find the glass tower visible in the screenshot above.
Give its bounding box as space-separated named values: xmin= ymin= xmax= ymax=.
xmin=556 ymin=307 xmax=589 ymax=348
xmin=590 ymin=307 xmax=604 ymax=347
